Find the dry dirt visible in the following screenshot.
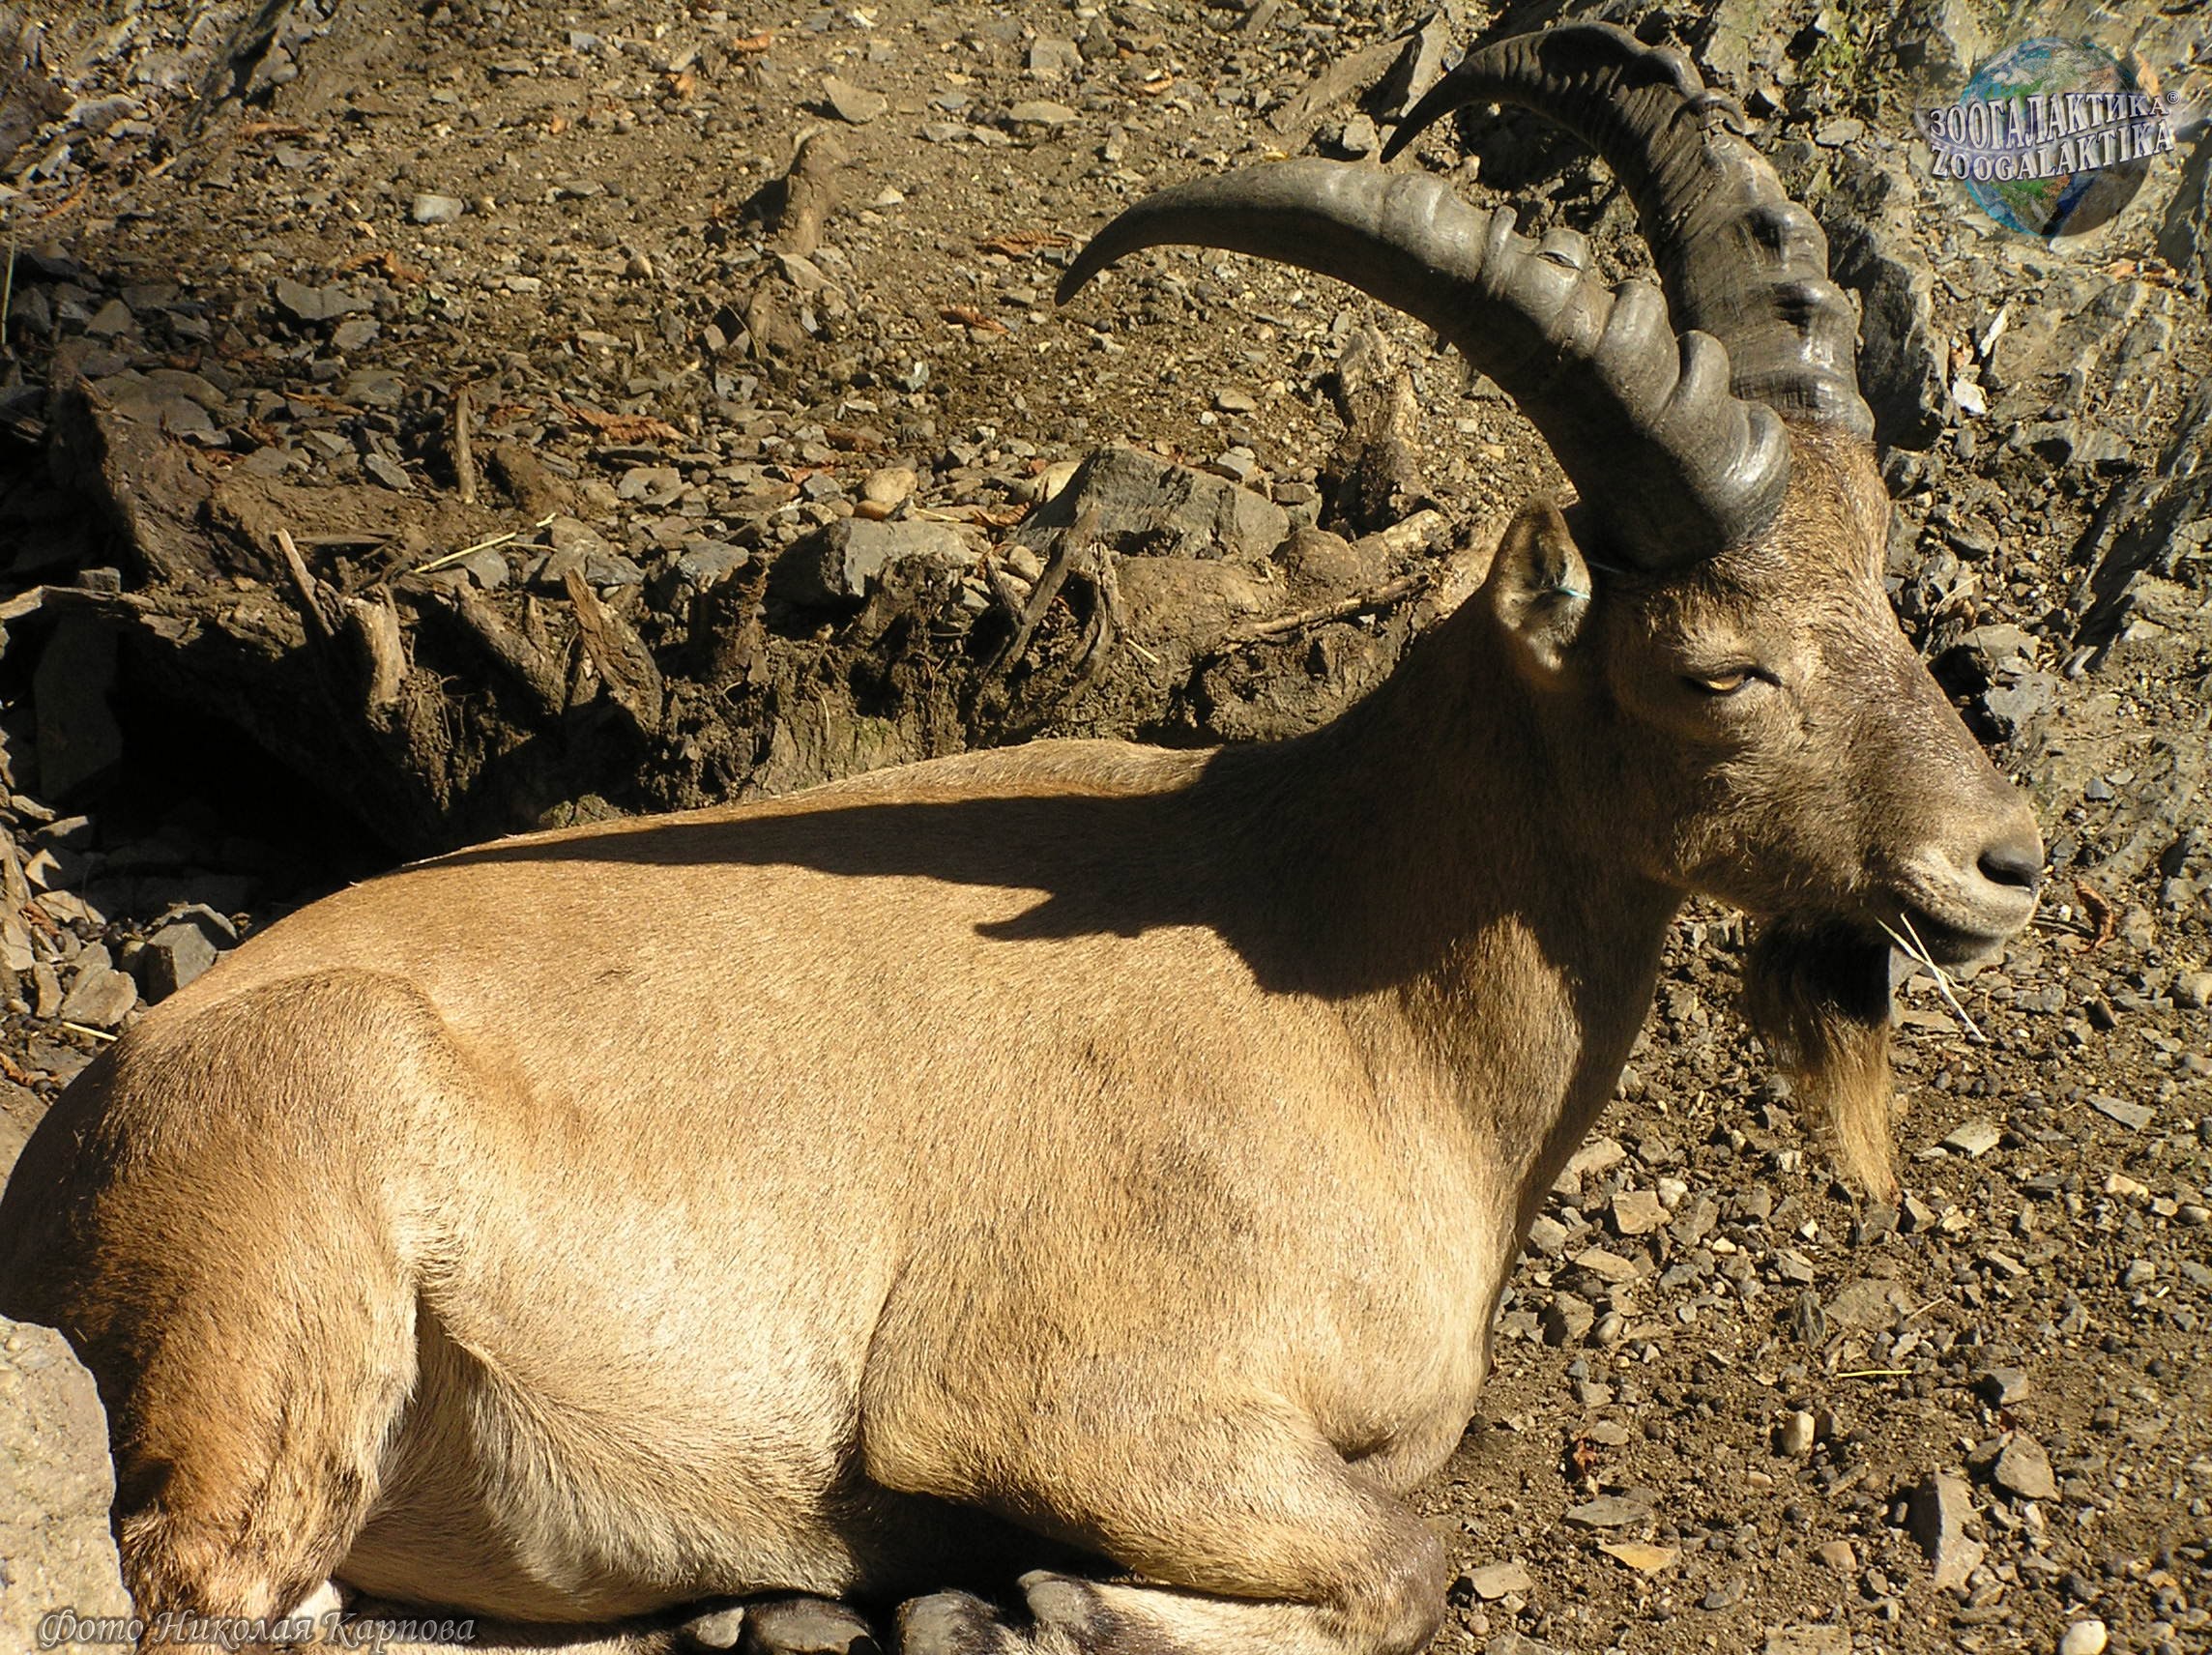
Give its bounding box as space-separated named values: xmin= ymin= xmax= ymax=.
xmin=0 ymin=0 xmax=2207 ymax=1652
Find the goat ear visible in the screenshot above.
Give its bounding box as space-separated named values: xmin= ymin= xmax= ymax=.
xmin=1488 ymin=500 xmax=1593 ymax=684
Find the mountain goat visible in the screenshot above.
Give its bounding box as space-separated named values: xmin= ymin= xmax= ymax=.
xmin=0 ymin=23 xmax=2041 ymax=1655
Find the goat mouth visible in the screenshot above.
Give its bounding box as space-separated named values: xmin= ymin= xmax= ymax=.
xmin=1882 ymin=903 xmax=2014 ymax=970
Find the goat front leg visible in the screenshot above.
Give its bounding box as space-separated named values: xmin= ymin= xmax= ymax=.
xmin=889 ymin=1428 xmax=1446 ymax=1655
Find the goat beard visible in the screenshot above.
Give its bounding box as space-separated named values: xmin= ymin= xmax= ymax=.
xmin=1741 ymin=918 xmax=1900 ymax=1203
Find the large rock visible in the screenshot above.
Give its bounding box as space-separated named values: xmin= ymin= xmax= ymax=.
xmin=770 ymin=520 xmax=979 ymax=606
xmin=1015 ymin=446 xmax=1289 ymax=566
xmin=32 ymin=615 xmax=124 ymax=801
xmin=0 ymin=1320 xmax=131 ymax=1651
xmin=134 ymin=915 xmax=223 ymax=1002
xmin=1819 ymin=152 xmax=1944 ymax=450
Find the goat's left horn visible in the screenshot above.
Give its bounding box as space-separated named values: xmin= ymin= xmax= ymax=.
xmin=1058 ymin=160 xmax=1789 ymax=567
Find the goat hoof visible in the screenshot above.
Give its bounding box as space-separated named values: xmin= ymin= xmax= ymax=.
xmin=680 ymin=1603 xmax=747 ymax=1651
xmin=743 ymin=1595 xmax=881 ymax=1655
xmin=1017 ymin=1573 xmax=1099 ymax=1637
xmin=897 ymin=1591 xmax=1005 ymax=1655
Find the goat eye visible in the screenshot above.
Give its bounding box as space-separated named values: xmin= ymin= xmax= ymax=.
xmin=1685 ymin=669 xmax=1754 ymax=695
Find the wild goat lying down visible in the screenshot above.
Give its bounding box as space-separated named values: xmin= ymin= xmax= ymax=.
xmin=2 ymin=24 xmax=2040 ymax=1655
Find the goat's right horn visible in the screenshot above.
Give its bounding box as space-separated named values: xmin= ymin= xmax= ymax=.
xmin=1059 ymin=160 xmax=1788 ymax=569
xmin=1382 ymin=23 xmax=1874 ymax=439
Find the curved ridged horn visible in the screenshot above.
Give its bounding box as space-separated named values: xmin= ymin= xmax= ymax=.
xmin=1382 ymin=23 xmax=1873 ymax=438
xmin=1058 ymin=160 xmax=1788 ymax=568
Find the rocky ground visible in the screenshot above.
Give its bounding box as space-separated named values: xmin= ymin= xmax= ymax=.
xmin=0 ymin=0 xmax=2206 ymax=1651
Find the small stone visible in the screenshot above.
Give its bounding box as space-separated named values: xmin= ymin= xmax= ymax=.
xmin=1572 ymin=1247 xmax=1639 ymax=1285
xmin=1466 ymin=1561 xmax=1531 ymax=1600
xmin=362 ymin=452 xmax=413 ymax=492
xmin=135 ymin=920 xmax=219 ymax=1002
xmin=1778 ymin=1410 xmax=1817 ymax=1457
xmin=1907 ymin=1471 xmax=1984 ymax=1589
xmin=461 ymin=548 xmax=509 ymax=590
xmin=1560 ymin=1136 xmax=1627 ymax=1187
xmin=1995 ymin=1434 xmax=2058 ymax=1502
xmin=1611 ymin=1188 xmax=1667 ymax=1235
xmin=2058 ymin=1620 xmax=2109 ymax=1655
xmin=1978 ymin=1367 xmax=2031 ymax=1406
xmin=1026 ymin=38 xmax=1083 ymax=80
xmin=1033 ymin=458 xmax=1081 ymax=505
xmin=1943 ymin=1118 xmax=2002 ymax=1157
xmin=1564 ymin=1493 xmax=1651 ymax=1529
xmin=1007 ymin=100 xmax=1077 ymax=128
xmin=1570 ymin=1379 xmax=1613 ymax=1408
xmin=1486 ymin=1635 xmax=1566 ymax=1655
xmin=1598 ymin=1541 xmax=1676 ymax=1574
xmin=86 ymin=297 xmax=134 ymax=337
xmin=1542 ymin=1293 xmax=1594 ymax=1347
xmin=273 ymin=277 xmax=371 ymax=325
xmin=2089 ymin=1095 xmax=2154 ymax=1132
xmin=582 ymin=550 xmax=646 ymax=588
xmin=619 ymin=465 xmax=685 ymax=507
xmin=409 ymin=191 xmax=466 ymax=224
xmin=821 ymin=76 xmax=888 ymax=124
xmin=676 ymin=542 xmax=750 ymax=587
xmin=1815 ymin=1539 xmax=1857 ymax=1572
xmin=860 ymin=467 xmax=917 ymax=508
xmin=1826 ymin=1277 xmax=1909 ymax=1328
xmin=1764 ymin=1630 xmax=1849 ymax=1655
xmin=1212 ymin=387 xmax=1258 ymax=415
xmin=2171 ymin=971 xmax=2212 ymax=1009
xmin=2121 ymin=1258 xmax=2156 ymax=1290
xmin=1702 ymin=1575 xmax=1748 ymax=1611
xmin=1525 ymin=1214 xmax=1570 ymax=1258
xmin=339 ymin=368 xmax=406 ymax=408
xmin=1337 ymin=113 xmax=1380 ymax=157
xmin=58 ymin=952 xmax=137 ymax=1029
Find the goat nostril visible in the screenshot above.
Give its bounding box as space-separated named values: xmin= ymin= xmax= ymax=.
xmin=1977 ymin=833 xmax=2046 ymax=896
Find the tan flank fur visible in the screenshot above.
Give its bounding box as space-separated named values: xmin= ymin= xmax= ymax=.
xmin=0 ymin=25 xmax=2042 ymax=1655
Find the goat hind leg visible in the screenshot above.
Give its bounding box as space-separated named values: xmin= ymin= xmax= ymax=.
xmin=892 ymin=1434 xmax=1445 ymax=1655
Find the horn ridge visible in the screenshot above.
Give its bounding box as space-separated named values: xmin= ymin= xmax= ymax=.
xmin=1057 ymin=160 xmax=1788 ymax=567
xmin=1382 ymin=22 xmax=1873 ymax=438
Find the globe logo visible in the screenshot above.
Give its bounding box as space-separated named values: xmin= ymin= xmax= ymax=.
xmin=1920 ymin=39 xmax=2175 ymax=237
